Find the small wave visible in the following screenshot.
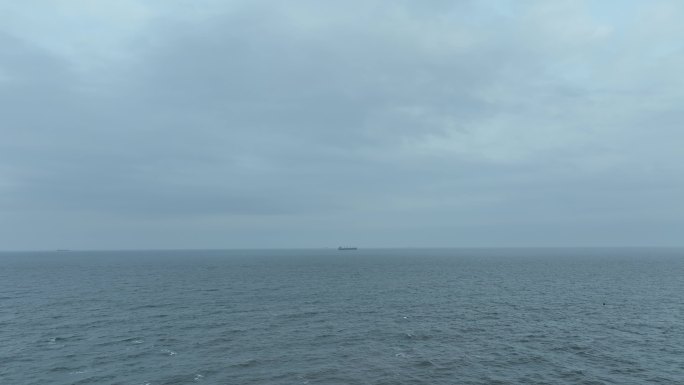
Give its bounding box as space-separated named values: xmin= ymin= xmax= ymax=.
xmin=158 ymin=337 xmax=181 ymax=343
xmin=231 ymin=358 xmax=259 ymax=367
xmin=49 ymin=366 xmax=72 ymax=373
xmin=46 ymin=337 xmax=65 ymax=349
xmin=123 ymin=350 xmax=149 ymax=360
xmin=194 ymin=374 xmax=204 ymax=381
xmin=403 ymin=331 xmax=431 ymax=340
xmin=130 ymin=303 xmax=171 ymax=310
xmin=160 ymin=349 xmax=177 ymax=356
xmin=558 ymin=367 xmax=586 ymax=380
xmin=415 ymin=359 xmax=435 ymax=367
xmin=276 ymin=311 xmax=322 ymax=319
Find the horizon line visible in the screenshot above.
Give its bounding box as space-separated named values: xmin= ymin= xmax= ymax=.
xmin=1 ymin=245 xmax=683 ymax=253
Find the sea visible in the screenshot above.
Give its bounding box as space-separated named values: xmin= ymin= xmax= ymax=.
xmin=1 ymin=248 xmax=683 ymax=384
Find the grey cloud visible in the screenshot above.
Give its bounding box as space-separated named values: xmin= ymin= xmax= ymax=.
xmin=1 ymin=1 xmax=683 ymax=249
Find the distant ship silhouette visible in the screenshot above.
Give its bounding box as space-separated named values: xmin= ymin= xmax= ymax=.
xmin=337 ymin=246 xmax=358 ymax=251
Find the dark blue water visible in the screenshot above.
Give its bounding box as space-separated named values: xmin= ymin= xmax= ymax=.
xmin=1 ymin=248 xmax=683 ymax=384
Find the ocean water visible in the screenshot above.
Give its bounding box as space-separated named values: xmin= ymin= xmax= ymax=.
xmin=1 ymin=248 xmax=683 ymax=384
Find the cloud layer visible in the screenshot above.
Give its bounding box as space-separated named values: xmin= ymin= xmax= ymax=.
xmin=1 ymin=0 xmax=683 ymax=249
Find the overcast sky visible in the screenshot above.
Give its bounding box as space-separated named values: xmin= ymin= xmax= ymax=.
xmin=1 ymin=0 xmax=683 ymax=250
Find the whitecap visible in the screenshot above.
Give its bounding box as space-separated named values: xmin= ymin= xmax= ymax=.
xmin=160 ymin=349 xmax=177 ymax=356
xmin=194 ymin=374 xmax=204 ymax=381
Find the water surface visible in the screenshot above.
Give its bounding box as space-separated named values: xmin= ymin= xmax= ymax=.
xmin=1 ymin=248 xmax=683 ymax=384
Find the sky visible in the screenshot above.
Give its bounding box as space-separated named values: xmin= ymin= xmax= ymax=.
xmin=1 ymin=0 xmax=683 ymax=250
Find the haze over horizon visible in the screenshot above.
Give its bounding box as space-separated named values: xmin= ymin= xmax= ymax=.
xmin=1 ymin=0 xmax=683 ymax=250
